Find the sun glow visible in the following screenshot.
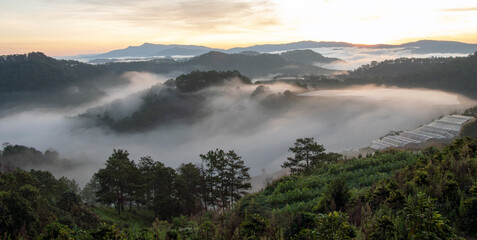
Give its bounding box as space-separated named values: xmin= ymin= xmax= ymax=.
xmin=0 ymin=0 xmax=476 ymax=55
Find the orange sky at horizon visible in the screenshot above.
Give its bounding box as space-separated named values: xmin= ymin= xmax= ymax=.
xmin=1 ymin=0 xmax=476 ymax=56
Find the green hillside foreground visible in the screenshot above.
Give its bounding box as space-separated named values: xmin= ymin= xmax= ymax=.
xmin=240 ymin=151 xmax=419 ymax=214
xmin=1 ymin=138 xmax=477 ymax=239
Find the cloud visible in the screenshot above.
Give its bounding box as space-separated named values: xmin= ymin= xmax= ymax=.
xmin=45 ymin=0 xmax=280 ymax=34
xmin=0 ymin=72 xmax=474 ymax=186
xmin=308 ymin=47 xmax=470 ymax=70
xmin=442 ymin=7 xmax=477 ymax=12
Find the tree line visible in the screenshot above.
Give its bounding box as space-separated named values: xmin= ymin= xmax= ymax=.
xmin=2 ymin=137 xmax=477 ymax=239
xmin=83 ymin=148 xmax=251 ymax=219
xmin=343 ymin=52 xmax=477 ymax=99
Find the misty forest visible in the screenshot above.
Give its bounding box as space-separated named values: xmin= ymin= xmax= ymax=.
xmin=1 ymin=42 xmax=477 ymax=240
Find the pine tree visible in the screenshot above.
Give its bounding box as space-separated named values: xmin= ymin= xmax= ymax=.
xmin=282 ymin=138 xmax=326 ymax=174
xmin=94 ymin=149 xmax=136 ymax=215
xmin=225 ymin=150 xmax=251 ymax=207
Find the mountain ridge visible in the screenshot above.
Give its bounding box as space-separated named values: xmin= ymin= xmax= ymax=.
xmin=106 ymin=51 xmax=337 ymax=77
xmin=82 ymin=40 xmax=477 ymax=60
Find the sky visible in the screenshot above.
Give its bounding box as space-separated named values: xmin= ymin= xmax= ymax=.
xmin=0 ymin=0 xmax=476 ymax=56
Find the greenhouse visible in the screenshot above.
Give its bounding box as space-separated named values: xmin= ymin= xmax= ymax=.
xmin=370 ymin=115 xmax=474 ymax=150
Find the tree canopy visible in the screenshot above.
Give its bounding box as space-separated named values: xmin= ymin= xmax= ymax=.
xmin=282 ymin=138 xmax=341 ymax=174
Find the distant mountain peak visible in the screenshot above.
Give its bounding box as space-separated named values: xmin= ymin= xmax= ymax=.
xmin=82 ymin=39 xmax=477 ymax=61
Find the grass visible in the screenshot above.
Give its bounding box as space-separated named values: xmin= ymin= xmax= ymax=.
xmin=254 ymin=151 xmax=419 ymax=213
xmin=89 ymin=206 xmax=155 ymax=230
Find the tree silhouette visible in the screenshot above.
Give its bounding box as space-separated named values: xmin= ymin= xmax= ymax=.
xmin=282 ymin=138 xmax=326 ymax=174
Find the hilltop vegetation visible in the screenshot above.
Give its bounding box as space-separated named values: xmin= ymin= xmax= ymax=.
xmin=0 ymin=52 xmax=124 ymax=110
xmin=175 ymin=70 xmax=251 ymax=92
xmin=259 ymin=52 xmax=477 ymax=99
xmin=0 ymin=143 xmax=77 ymax=171
xmin=2 ymin=50 xmax=477 ymax=239
xmin=106 ymin=51 xmax=336 ymax=78
xmin=1 ymin=137 xmax=476 ymax=239
xmin=0 ymin=168 xmax=98 ymax=238
xmin=279 ymin=49 xmax=342 ymax=65
xmin=236 ymin=138 xmax=477 ymax=239
xmin=79 ymin=70 xmax=299 ymax=133
xmin=80 ymin=51 xmax=477 ymax=134
xmin=344 ymin=52 xmax=477 ymax=98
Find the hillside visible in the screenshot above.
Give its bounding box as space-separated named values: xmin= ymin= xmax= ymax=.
xmin=241 ymin=150 xmax=419 ymax=214
xmin=232 ymin=138 xmax=477 ymax=239
xmin=107 ymin=51 xmax=336 ymax=78
xmin=0 ymin=52 xmax=123 ymax=111
xmin=186 ymin=51 xmax=335 ymax=77
xmin=2 ymin=137 xmax=476 ymax=239
xmin=279 ymin=49 xmax=342 ymax=65
xmin=94 ymin=43 xmax=219 ymax=58
xmin=402 ymin=40 xmax=477 ymax=54
xmin=0 ymin=167 xmax=99 ymax=238
xmin=0 ymin=52 xmax=116 ymax=93
xmin=344 ymin=52 xmax=477 ymax=99
xmin=80 ymin=40 xmax=477 ymax=61
xmin=79 ymin=70 xmax=259 ymax=132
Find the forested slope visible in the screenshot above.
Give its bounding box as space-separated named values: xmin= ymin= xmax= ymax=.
xmin=79 ymin=70 xmax=256 ymax=132
xmin=2 ymin=137 xmax=476 ymax=239
xmin=233 ymin=138 xmax=477 ymax=239
xmin=0 ymin=52 xmax=123 ymax=110
xmin=344 ymin=52 xmax=477 ymax=98
xmin=106 ymin=51 xmax=336 ymax=78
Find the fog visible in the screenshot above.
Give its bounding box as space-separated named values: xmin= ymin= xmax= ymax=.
xmin=0 ymin=72 xmax=475 ymax=186
xmin=300 ymin=47 xmax=468 ymax=70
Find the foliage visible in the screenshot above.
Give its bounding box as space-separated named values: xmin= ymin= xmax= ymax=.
xmin=2 ymin=137 xmax=477 ymax=239
xmin=345 ymin=52 xmax=477 ymax=99
xmin=0 ymin=52 xmax=120 ymax=109
xmin=282 ymin=138 xmax=341 ymax=174
xmin=198 ymin=221 xmax=216 ymax=240
xmin=89 ymin=206 xmax=154 ymax=230
xmin=368 ymin=216 xmax=395 ymax=240
xmin=0 ymin=143 xmax=74 ymax=171
xmin=176 ymin=163 xmax=203 ymax=216
xmin=38 ymin=222 xmax=83 ymax=240
xmin=240 ymin=213 xmax=271 ymax=240
xmin=314 ymin=212 xmax=356 ymax=240
xmin=200 ymin=149 xmax=251 ymax=211
xmin=94 ymin=149 xmax=137 ymax=215
xmin=107 ymin=50 xmax=334 ymax=78
xmin=284 ymin=212 xmax=355 ymax=240
xmin=315 ymin=178 xmax=350 ymax=213
xmin=460 ymin=181 xmax=477 ymax=235
xmin=80 ymin=70 xmax=255 ymax=133
xmin=0 ymin=169 xmax=98 ymax=239
xmin=279 ymin=49 xmax=340 ymax=65
xmin=254 ymin=151 xmax=418 ymax=214
xmin=398 ymin=192 xmax=459 ymax=239
xmin=284 ymin=212 xmax=317 ymax=240
xmin=175 ymin=70 xmax=251 ymax=92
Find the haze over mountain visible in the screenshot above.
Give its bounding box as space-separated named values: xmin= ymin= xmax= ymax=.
xmin=104 ymin=51 xmax=337 ymax=78
xmin=1 ymin=49 xmax=477 ymax=185
xmin=94 ymin=43 xmax=221 ymax=58
xmin=279 ymin=49 xmax=342 ymax=65
xmin=76 ymin=40 xmax=477 ymax=62
xmin=3 ymin=0 xmax=477 ymax=238
xmin=0 ymin=52 xmax=127 ymax=114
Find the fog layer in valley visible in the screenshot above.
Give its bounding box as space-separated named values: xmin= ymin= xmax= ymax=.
xmin=304 ymin=47 xmax=469 ymax=70
xmin=0 ymin=72 xmax=474 ymax=185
